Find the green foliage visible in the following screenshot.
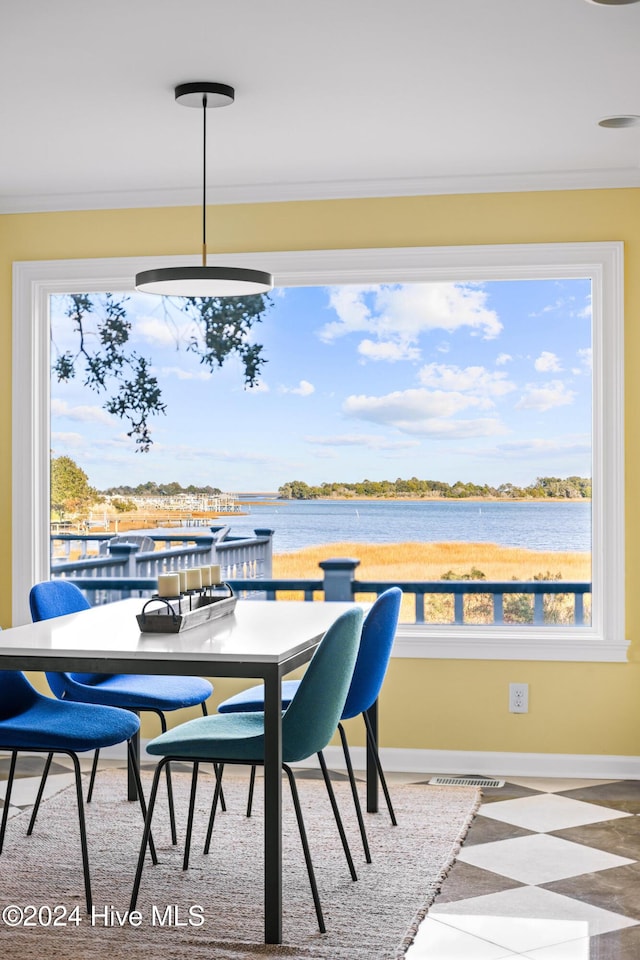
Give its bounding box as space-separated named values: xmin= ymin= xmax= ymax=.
xmin=109 ymin=497 xmax=137 ymax=513
xmin=441 ymin=567 xmax=487 ymax=580
xmin=50 ymin=455 xmax=101 ymax=520
xmin=431 ymin=566 xmax=580 ymax=626
xmin=278 ymin=480 xmax=320 ymax=500
xmin=103 ymin=481 xmax=222 ymax=496
xmin=277 ymin=475 xmax=591 ymax=500
xmin=52 ymin=292 xmax=271 ymax=451
xmin=184 ymin=295 xmax=270 ymax=386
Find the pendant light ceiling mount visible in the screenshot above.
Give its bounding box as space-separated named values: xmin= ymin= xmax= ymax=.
xmin=135 ymin=82 xmax=273 ymax=298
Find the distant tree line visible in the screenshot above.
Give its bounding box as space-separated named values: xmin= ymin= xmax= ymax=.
xmin=277 ymin=476 xmax=592 ymax=501
xmin=50 ymin=455 xmax=227 ymax=522
xmin=102 ymin=481 xmax=222 ymax=496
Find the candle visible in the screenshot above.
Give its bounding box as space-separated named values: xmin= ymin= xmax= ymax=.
xmin=178 ymin=570 xmax=188 ymax=593
xmin=200 ymin=565 xmax=212 ymax=586
xmin=210 ymin=564 xmax=222 ymax=585
xmin=157 ymin=573 xmax=180 ymax=597
xmin=186 ymin=568 xmax=202 ymax=591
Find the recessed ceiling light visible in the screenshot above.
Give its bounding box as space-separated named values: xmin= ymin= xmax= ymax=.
xmin=585 ymin=1 xmax=640 ymax=6
xmin=598 ymin=115 xmax=640 ymax=128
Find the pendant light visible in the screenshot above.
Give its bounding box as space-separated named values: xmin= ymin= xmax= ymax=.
xmin=135 ymin=82 xmax=273 ymax=297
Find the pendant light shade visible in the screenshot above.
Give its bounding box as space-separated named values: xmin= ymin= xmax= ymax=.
xmin=135 ymin=82 xmax=273 ymax=298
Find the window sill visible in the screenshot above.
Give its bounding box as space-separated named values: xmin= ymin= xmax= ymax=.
xmin=392 ymin=624 xmax=629 ymax=662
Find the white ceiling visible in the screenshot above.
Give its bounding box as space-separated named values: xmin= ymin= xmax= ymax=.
xmin=2 ymin=0 xmax=640 ymax=213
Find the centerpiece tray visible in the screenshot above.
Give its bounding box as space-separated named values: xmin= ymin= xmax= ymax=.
xmin=137 ymin=587 xmax=236 ymax=634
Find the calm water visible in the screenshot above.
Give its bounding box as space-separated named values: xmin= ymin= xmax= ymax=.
xmin=211 ymin=499 xmax=591 ymax=554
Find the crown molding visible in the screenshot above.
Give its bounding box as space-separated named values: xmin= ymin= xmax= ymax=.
xmin=2 ymin=167 xmax=640 ymax=214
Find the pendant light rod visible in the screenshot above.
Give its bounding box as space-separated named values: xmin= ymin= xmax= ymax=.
xmin=202 ymin=92 xmax=207 ymax=266
xmin=135 ymin=82 xmax=273 ymax=297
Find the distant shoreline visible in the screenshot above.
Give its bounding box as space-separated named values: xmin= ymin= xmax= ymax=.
xmin=268 ymin=496 xmax=591 ymax=505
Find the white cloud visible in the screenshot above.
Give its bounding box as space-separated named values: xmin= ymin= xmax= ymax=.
xmin=305 ymin=433 xmax=421 ymax=451
xmin=529 ymin=296 xmax=574 ymax=318
xmin=578 ymin=294 xmax=592 ymax=319
xmin=248 ymin=380 xmax=270 ymax=393
xmin=341 ymin=362 xmax=515 ymax=438
xmin=133 ymin=315 xmax=194 ymax=347
xmin=516 ymin=380 xmax=576 ymax=412
xmin=357 ymin=339 xmax=420 ymax=362
xmin=318 ymin=283 xmax=503 ymax=359
xmin=492 ymin=437 xmax=591 ymax=459
xmin=417 ymin=363 xmax=515 ymax=406
xmin=279 ymin=380 xmax=315 ymax=396
xmin=51 ymin=399 xmax=114 ymax=425
xmin=577 ymin=347 xmax=592 ymax=371
xmin=529 ymin=292 xmax=592 ymax=321
xmin=496 ymin=353 xmax=512 ymax=366
xmin=51 ymin=431 xmax=86 ymax=448
xmin=396 ymin=418 xmax=507 ymax=438
xmin=468 ymin=435 xmax=591 ymax=468
xmin=342 ymin=388 xmax=507 ymax=438
xmin=344 ymin=388 xmax=477 ymax=423
xmin=534 ymin=351 xmax=562 ymax=373
xmin=159 ymin=366 xmax=211 ymax=381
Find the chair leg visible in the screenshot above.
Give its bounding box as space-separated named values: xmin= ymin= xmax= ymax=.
xmin=202 ymin=701 xmax=227 ymax=813
xmin=0 ymin=751 xmax=18 ymax=854
xmin=317 ymin=751 xmax=357 ymax=882
xmin=68 ymin=751 xmax=92 ymax=914
xmin=126 ymin=740 xmax=158 ymax=866
xmin=203 ymin=763 xmax=224 ymax=855
xmin=216 ymin=762 xmax=227 ymax=813
xmin=130 ymin=758 xmax=167 ymax=912
xmin=183 ymin=762 xmax=199 ymax=871
xmin=338 ymin=723 xmax=371 ymax=863
xmin=156 ymin=712 xmax=178 ymax=845
xmin=283 ymin=763 xmax=325 ymax=934
xmin=363 ymin=712 xmax=397 ymax=826
xmin=246 ymin=764 xmax=257 ymax=817
xmin=26 ymin=751 xmax=53 ymax=836
xmin=86 ymin=749 xmax=100 ymax=802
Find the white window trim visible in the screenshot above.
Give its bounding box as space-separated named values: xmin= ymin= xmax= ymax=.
xmin=12 ymin=242 xmax=626 ymax=661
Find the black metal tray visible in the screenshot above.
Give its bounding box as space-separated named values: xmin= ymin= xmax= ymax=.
xmin=137 ymin=587 xmax=236 ymax=633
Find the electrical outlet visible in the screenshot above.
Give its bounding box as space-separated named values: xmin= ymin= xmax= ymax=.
xmin=509 ymin=682 xmax=529 ymax=713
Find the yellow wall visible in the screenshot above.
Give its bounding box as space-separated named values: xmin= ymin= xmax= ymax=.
xmin=2 ymin=189 xmax=640 ymax=758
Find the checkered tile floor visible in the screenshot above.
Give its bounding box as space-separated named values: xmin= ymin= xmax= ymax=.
xmin=2 ymin=758 xmax=639 ymax=957
xmin=406 ymin=775 xmax=640 ymax=959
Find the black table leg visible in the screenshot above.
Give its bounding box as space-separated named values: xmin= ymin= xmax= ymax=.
xmin=263 ymin=668 xmax=283 ymax=944
xmin=365 ymin=700 xmax=379 ymax=813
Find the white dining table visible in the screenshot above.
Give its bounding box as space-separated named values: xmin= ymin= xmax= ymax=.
xmin=0 ymin=597 xmax=356 ymax=944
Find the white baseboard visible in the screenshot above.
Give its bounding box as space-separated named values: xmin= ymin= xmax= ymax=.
xmin=98 ymin=742 xmax=640 ymax=781
xmin=299 ymin=747 xmax=640 ymax=780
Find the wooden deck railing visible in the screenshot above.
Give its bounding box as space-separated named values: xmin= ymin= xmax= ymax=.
xmin=57 ymin=557 xmax=591 ymax=627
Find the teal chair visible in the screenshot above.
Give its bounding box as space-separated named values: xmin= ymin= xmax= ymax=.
xmin=130 ymin=607 xmax=364 ymax=933
xmin=217 ymin=588 xmax=402 ymax=862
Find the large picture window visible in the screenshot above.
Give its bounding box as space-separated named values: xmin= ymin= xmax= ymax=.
xmin=12 ymin=243 xmax=625 ymax=661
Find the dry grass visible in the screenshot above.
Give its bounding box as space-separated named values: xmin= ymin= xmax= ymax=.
xmin=272 ymin=540 xmax=591 ymax=581
xmin=272 ymin=541 xmax=592 ymax=625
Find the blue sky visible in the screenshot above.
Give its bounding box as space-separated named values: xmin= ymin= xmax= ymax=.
xmin=50 ymin=278 xmax=592 ymax=492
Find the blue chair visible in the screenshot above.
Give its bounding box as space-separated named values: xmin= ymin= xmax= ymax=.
xmin=29 ymin=579 xmax=215 ymax=844
xmin=217 ymin=587 xmax=402 ymax=862
xmin=0 ymin=670 xmax=153 ymax=911
xmin=130 ymin=607 xmax=364 ymax=933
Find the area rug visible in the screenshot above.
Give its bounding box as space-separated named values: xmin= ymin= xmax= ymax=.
xmin=0 ymin=768 xmax=480 ymax=960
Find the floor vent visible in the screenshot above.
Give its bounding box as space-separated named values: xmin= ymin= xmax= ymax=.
xmin=429 ymin=776 xmax=505 ymax=788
